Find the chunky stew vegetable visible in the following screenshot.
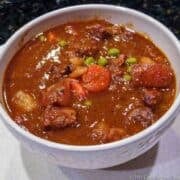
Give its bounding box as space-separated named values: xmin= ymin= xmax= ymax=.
xmin=3 ymin=20 xmax=176 ymax=145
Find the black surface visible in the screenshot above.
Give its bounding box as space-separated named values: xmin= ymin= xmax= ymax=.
xmin=0 ymin=0 xmax=179 ymax=44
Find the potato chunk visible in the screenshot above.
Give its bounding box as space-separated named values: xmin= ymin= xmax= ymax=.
xmin=13 ymin=91 xmax=37 ymax=112
xmin=140 ymin=56 xmax=154 ymax=64
xmin=69 ymin=66 xmax=87 ymax=78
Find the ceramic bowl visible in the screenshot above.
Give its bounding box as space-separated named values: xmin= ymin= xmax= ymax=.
xmin=0 ymin=4 xmax=180 ymax=169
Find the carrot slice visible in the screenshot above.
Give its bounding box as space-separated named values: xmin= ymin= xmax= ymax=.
xmin=82 ymin=65 xmax=111 ymax=92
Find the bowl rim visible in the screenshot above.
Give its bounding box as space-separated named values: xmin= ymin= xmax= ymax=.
xmin=0 ymin=4 xmax=180 ymax=151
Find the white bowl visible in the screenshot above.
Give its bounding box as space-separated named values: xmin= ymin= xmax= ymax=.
xmin=0 ymin=4 xmax=180 ymax=169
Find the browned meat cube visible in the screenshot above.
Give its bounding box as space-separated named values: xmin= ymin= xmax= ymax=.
xmin=86 ymin=24 xmax=112 ymax=40
xmin=110 ymin=54 xmax=127 ymax=67
xmin=109 ymin=54 xmax=127 ymax=84
xmin=41 ymin=79 xmax=71 ymax=107
xmin=127 ymin=107 xmax=155 ymax=128
xmin=91 ymin=121 xmax=128 ymax=143
xmin=143 ymin=89 xmax=162 ymax=107
xmin=91 ymin=121 xmax=109 ymax=143
xmin=107 ymin=128 xmax=128 ymax=142
xmin=74 ymin=39 xmax=99 ymax=57
xmin=131 ymin=64 xmax=173 ymax=88
xmin=43 ymin=106 xmax=77 ymax=129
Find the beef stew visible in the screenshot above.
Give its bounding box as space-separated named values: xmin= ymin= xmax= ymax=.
xmin=3 ymin=20 xmax=176 ymax=145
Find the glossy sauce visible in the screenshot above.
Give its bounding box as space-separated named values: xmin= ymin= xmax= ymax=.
xmin=3 ymin=20 xmax=176 ymax=145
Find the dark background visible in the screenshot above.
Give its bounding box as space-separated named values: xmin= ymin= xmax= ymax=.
xmin=0 ymin=0 xmax=179 ymax=45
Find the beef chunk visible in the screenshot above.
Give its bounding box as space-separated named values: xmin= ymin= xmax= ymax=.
xmin=108 ymin=54 xmax=127 ymax=84
xmin=45 ymin=64 xmax=72 ymax=84
xmin=143 ymin=89 xmax=162 ymax=107
xmin=110 ymin=54 xmax=126 ymax=67
xmin=109 ymin=66 xmax=124 ymax=84
xmin=41 ymin=79 xmax=71 ymax=107
xmin=107 ymin=25 xmax=123 ymax=35
xmin=74 ymin=39 xmax=99 ymax=57
xmin=131 ymin=64 xmax=173 ymax=88
xmin=61 ymin=65 xmax=72 ymax=76
xmin=107 ymin=128 xmax=128 ymax=142
xmin=48 ymin=64 xmax=62 ymax=80
xmin=91 ymin=122 xmax=128 ymax=143
xmin=49 ymin=64 xmax=72 ymax=79
xmin=86 ymin=24 xmax=112 ymax=40
xmin=43 ymin=106 xmax=77 ymax=129
xmin=127 ymin=107 xmax=155 ymax=128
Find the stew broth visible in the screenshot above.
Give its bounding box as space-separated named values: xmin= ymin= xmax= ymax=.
xmin=3 ymin=20 xmax=176 ymax=145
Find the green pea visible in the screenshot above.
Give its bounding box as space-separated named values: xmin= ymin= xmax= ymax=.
xmin=58 ymin=40 xmax=68 ymax=47
xmin=108 ymin=48 xmax=120 ymax=57
xmin=123 ymin=74 xmax=132 ymax=81
xmin=126 ymin=57 xmax=137 ymax=65
xmin=98 ymin=56 xmax=108 ymax=66
xmin=127 ymin=65 xmax=132 ymax=73
xmin=84 ymin=100 xmax=92 ymax=107
xmin=84 ymin=57 xmax=95 ymax=66
xmin=39 ymin=35 xmax=47 ymax=42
